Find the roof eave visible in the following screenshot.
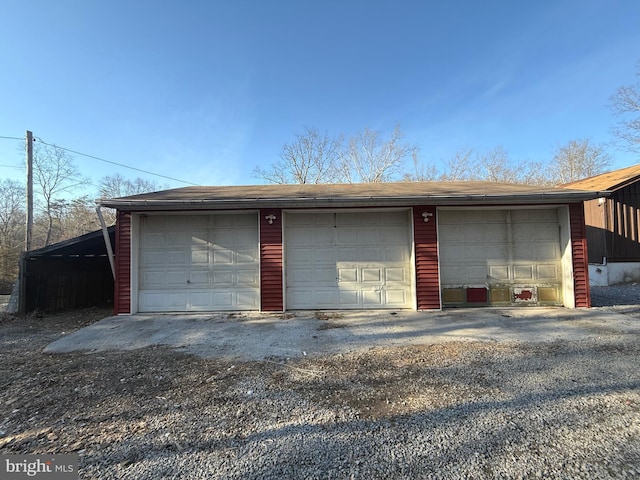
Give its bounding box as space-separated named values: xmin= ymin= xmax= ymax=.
xmin=99 ymin=191 xmax=609 ymax=211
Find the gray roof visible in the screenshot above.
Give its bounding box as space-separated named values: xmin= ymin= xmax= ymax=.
xmin=99 ymin=181 xmax=608 ymax=210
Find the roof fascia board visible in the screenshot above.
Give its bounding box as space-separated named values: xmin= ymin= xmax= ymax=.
xmin=100 ymin=191 xmax=609 ymax=211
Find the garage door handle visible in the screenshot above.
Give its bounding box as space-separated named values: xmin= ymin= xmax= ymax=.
xmin=186 ymin=280 xmax=191 ymax=284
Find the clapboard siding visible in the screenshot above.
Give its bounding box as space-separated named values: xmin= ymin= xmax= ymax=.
xmin=413 ymin=206 xmax=441 ymax=309
xmin=570 ymin=203 xmax=591 ymax=308
xmin=260 ymin=209 xmax=283 ymax=311
xmin=115 ymin=211 xmax=131 ymax=314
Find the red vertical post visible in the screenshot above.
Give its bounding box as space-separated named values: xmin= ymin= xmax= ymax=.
xmin=413 ymin=206 xmax=441 ymax=310
xmin=260 ymin=209 xmax=283 ymax=311
xmin=114 ymin=211 xmax=132 ymax=314
xmin=569 ymin=203 xmax=591 ymax=308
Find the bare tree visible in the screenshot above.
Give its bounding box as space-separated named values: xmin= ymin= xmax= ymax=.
xmin=33 ymin=143 xmax=88 ymax=246
xmin=254 ymin=128 xmax=342 ymax=184
xmin=403 ymin=156 xmax=438 ymax=181
xmin=99 ymin=174 xmax=166 ymax=198
xmin=549 ymin=139 xmax=611 ymax=184
xmin=56 ymin=196 xmax=102 ymax=239
xmin=517 ymin=160 xmax=555 ymax=186
xmin=98 ymin=174 xmax=168 ymax=226
xmin=438 ymin=147 xmax=475 ymax=181
xmin=476 ymin=146 xmax=521 ymax=183
xmin=339 ymin=126 xmax=418 ymax=183
xmin=0 ymin=180 xmax=25 ymax=291
xmin=610 ymin=62 xmax=640 ymax=152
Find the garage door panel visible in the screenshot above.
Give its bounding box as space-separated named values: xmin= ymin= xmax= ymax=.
xmin=286 ymin=211 xmax=412 ymax=309
xmin=336 ymin=227 xmax=359 ymax=244
xmin=164 ymin=252 xmax=187 ymax=265
xmin=386 ymin=289 xmax=408 ymax=305
xmin=237 ymin=269 xmax=259 ymax=285
xmin=191 ymin=249 xmax=210 ymax=265
xmin=191 ymin=292 xmax=212 ymax=308
xmin=236 ymin=249 xmax=257 ymax=264
xmin=533 ymin=243 xmax=559 ymax=260
xmin=466 ymin=265 xmax=488 ymax=283
xmin=440 ymin=266 xmax=462 ymax=283
xmin=143 ymin=232 xmax=166 ymax=247
xmin=537 ymin=264 xmax=559 ymax=280
xmin=439 ymin=209 xmax=562 ymax=305
xmin=236 ymin=229 xmax=261 ymax=246
xmin=384 ymin=246 xmax=407 ymax=262
xmin=315 ymin=248 xmax=335 ymax=263
xmin=287 ymin=248 xmax=309 ymax=263
xmin=382 ymin=229 xmax=408 ymax=243
xmin=212 ymin=292 xmax=232 ymax=308
xmin=512 ymin=209 xmax=557 ymax=223
xmin=189 ymin=270 xmax=209 ymax=285
xmin=386 ymin=267 xmax=406 ymax=282
xmin=138 ymin=214 xmax=258 ymax=312
xmin=237 ymin=291 xmax=258 ymax=307
xmin=513 ymin=265 xmax=534 ymax=280
xmin=212 ymin=249 xmax=233 ymax=264
xmin=357 ymin=248 xmax=381 ymax=261
xmin=214 ymin=230 xmax=234 ymax=246
xmin=513 ymin=228 xmax=557 ymax=243
xmin=288 ymin=289 xmax=313 ymax=306
xmin=316 ymin=290 xmax=338 ymax=306
xmin=186 ymin=232 xmax=208 ymax=246
xmin=489 ymin=265 xmax=510 ymax=280
xmin=167 ymin=293 xmax=188 ymax=308
xmin=141 ymin=271 xmax=164 ymax=288
xmin=337 ymin=247 xmax=360 ymax=261
xmin=141 ymin=292 xmax=165 ymax=309
xmin=288 ymin=267 xmax=312 ymax=284
xmin=212 ymin=271 xmax=233 ymax=285
xmin=438 ymin=244 xmax=460 ymax=259
xmin=338 ymin=267 xmax=358 ymax=283
xmin=514 ymin=243 xmax=558 ymax=261
xmin=361 ymin=268 xmax=382 ymax=282
xmin=315 ymin=268 xmax=337 ymax=284
xmin=141 ymin=251 xmax=165 ymax=267
xmin=305 ymin=229 xmax=334 ymax=245
xmin=339 ymin=290 xmax=359 ymax=306
xmin=167 ymin=271 xmax=189 ymax=286
xmin=362 ymin=290 xmax=383 ymax=306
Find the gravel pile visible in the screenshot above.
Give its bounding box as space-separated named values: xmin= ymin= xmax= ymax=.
xmin=1 ymin=295 xmax=639 ymax=479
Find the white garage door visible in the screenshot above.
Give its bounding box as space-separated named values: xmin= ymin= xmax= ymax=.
xmin=285 ymin=211 xmax=413 ymax=310
xmin=138 ymin=214 xmax=259 ymax=312
xmin=438 ymin=209 xmax=562 ymax=303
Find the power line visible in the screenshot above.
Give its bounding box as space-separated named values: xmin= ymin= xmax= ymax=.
xmin=34 ymin=137 xmax=200 ymax=186
xmin=0 ymin=135 xmax=23 ymax=141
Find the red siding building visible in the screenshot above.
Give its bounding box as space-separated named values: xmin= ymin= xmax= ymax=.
xmin=102 ymin=182 xmax=604 ymax=314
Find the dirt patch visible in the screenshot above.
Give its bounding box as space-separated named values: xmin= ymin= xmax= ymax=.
xmin=315 ymin=311 xmax=346 ymax=330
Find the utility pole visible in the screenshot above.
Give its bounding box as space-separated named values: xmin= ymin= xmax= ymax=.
xmin=25 ymin=130 xmax=34 ymax=252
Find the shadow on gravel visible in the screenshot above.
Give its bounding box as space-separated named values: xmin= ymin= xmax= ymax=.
xmin=74 ymin=341 xmax=639 ymax=478
xmin=215 ymin=380 xmax=640 ymax=479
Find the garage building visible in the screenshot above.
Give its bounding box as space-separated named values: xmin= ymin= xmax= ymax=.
xmin=99 ymin=182 xmax=605 ymax=313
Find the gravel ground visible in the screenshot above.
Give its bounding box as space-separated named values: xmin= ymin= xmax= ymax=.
xmin=591 ymin=283 xmax=640 ymax=307
xmin=1 ymin=289 xmax=639 ymax=479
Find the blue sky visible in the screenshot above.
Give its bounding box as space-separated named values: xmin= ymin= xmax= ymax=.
xmin=1 ymin=0 xmax=639 ymax=194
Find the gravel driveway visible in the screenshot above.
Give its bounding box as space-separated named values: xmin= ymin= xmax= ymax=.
xmin=1 ymin=287 xmax=639 ymax=479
